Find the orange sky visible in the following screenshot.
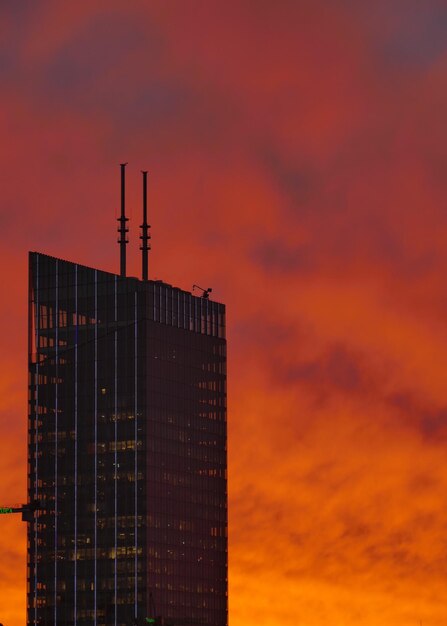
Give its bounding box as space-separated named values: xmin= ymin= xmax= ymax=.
xmin=1 ymin=2 xmax=447 ymax=625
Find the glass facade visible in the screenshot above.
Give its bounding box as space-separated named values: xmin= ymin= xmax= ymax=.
xmin=27 ymin=252 xmax=227 ymax=626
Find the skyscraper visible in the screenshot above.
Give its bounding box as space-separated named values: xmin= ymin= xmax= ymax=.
xmin=27 ymin=171 xmax=228 ymax=626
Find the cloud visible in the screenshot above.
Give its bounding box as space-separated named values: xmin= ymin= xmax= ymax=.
xmin=368 ymin=1 xmax=447 ymax=68
xmin=2 ymin=2 xmax=447 ymax=626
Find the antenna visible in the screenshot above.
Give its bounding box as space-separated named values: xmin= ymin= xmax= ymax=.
xmin=192 ymin=284 xmax=212 ymax=299
xmin=140 ymin=170 xmax=151 ymax=281
xmin=117 ymin=162 xmax=129 ymax=277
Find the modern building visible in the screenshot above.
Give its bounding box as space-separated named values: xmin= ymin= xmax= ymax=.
xmin=27 ymin=169 xmax=228 ymax=626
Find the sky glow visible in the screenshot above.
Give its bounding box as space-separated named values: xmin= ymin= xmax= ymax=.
xmin=1 ymin=2 xmax=447 ymax=625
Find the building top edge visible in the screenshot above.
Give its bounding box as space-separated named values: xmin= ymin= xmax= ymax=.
xmin=29 ymin=251 xmax=226 ymax=307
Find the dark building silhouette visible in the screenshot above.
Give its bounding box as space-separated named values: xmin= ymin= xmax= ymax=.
xmin=27 ymin=251 xmax=227 ymax=626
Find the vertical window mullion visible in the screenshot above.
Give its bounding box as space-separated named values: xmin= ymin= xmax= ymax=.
xmin=114 ymin=276 xmax=118 ymax=626
xmin=74 ymin=264 xmax=78 ymax=626
xmin=54 ymin=259 xmax=59 ymax=626
xmin=34 ymin=255 xmax=39 ymax=626
xmin=94 ymin=269 xmax=98 ymax=626
xmin=134 ymin=290 xmax=138 ymax=619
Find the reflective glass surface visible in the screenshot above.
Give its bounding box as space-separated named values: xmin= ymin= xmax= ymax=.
xmin=27 ymin=252 xmax=227 ymax=626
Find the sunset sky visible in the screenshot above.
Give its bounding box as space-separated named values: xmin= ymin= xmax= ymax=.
xmin=1 ymin=2 xmax=447 ymax=625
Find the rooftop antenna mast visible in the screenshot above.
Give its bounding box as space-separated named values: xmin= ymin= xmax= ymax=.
xmin=140 ymin=170 xmax=151 ymax=281
xmin=117 ymin=162 xmax=129 ymax=277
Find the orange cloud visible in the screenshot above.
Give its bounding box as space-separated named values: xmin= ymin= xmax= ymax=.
xmin=1 ymin=2 xmax=447 ymax=625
